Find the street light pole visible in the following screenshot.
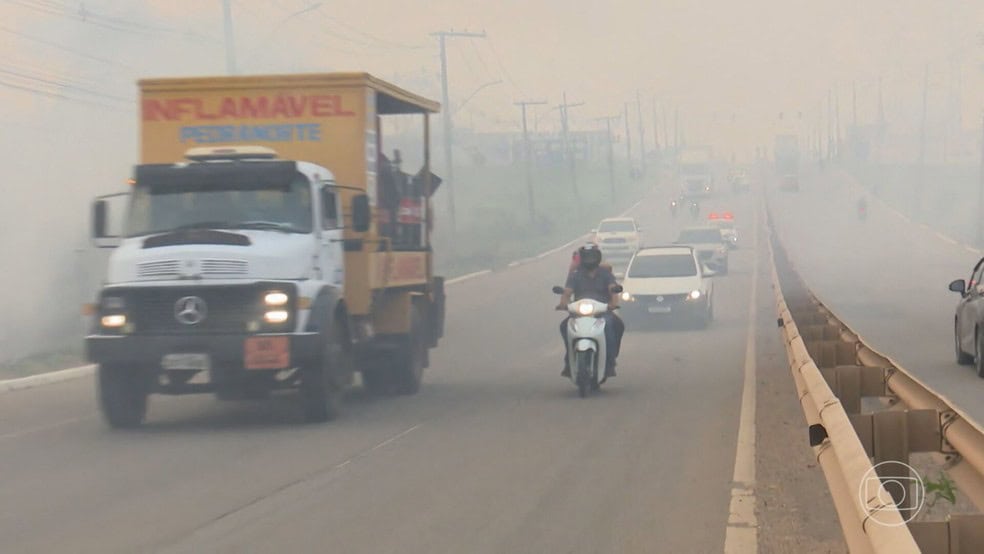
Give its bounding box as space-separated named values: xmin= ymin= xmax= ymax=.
xmin=557 ymin=92 xmax=585 ymax=211
xmin=515 ymin=99 xmax=548 ymax=224
xmin=431 ymin=29 xmax=486 ymax=232
xmin=596 ymin=115 xmax=620 ymax=203
xmin=222 ymin=0 xmax=237 ymax=75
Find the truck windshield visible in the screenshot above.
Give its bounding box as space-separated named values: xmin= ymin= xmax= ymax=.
xmin=125 ymin=174 xmax=313 ymax=237
xmin=628 ymin=254 xmax=697 ymax=278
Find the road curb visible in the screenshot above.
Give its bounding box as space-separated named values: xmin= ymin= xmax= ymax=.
xmin=0 ymin=364 xmax=95 ymax=394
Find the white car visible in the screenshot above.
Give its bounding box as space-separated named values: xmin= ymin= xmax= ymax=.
xmin=619 ymin=246 xmax=715 ymax=328
xmin=593 ymin=217 xmax=641 ymax=263
xmin=675 ymin=226 xmax=729 ymax=274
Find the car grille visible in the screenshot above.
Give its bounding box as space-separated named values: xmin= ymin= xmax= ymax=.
xmin=123 ymin=285 xmax=264 ymax=334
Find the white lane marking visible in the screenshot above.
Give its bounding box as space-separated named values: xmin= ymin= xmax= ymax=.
xmin=935 ymin=232 xmax=958 ymax=246
xmin=0 ymin=415 xmax=96 ymax=441
xmin=369 ymin=424 xmax=420 ymax=451
xmin=446 ymin=269 xmax=492 ymax=285
xmin=0 ymin=364 xmax=95 ymax=394
xmin=724 ymin=198 xmax=759 ymax=554
xmin=965 ymin=245 xmax=982 ymax=255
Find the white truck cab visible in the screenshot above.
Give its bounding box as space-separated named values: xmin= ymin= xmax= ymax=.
xmin=88 ymin=147 xmax=371 ymax=426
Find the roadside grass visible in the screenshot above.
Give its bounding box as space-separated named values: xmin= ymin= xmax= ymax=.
xmin=1 ymin=162 xmax=653 ymax=379
xmin=0 ymin=345 xmax=86 ymax=380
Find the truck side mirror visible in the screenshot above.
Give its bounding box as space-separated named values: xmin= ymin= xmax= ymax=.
xmin=351 ymin=194 xmax=370 ymax=233
xmin=93 ymin=200 xmax=111 ymax=239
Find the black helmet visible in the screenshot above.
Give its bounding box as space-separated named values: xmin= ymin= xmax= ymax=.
xmin=578 ymin=243 xmax=602 ymax=270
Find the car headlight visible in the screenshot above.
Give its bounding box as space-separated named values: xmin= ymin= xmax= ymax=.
xmin=264 ymin=291 xmax=289 ymax=306
xmin=688 ymin=290 xmax=702 ymax=300
xmin=576 ymin=302 xmax=595 ymax=316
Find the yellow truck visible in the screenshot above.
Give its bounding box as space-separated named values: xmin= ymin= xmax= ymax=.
xmin=87 ymin=73 xmax=445 ymax=426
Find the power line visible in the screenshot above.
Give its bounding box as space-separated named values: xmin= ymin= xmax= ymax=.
xmin=0 ymin=25 xmax=136 ymax=71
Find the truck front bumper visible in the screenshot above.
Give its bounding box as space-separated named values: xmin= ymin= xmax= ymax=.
xmin=86 ymin=332 xmax=321 ymax=370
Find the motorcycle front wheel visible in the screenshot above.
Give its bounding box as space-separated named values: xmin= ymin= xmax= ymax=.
xmin=575 ymin=351 xmax=593 ymax=398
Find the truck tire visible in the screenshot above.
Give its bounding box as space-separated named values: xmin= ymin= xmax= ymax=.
xmin=393 ymin=305 xmax=426 ymax=395
xmin=98 ymin=364 xmax=149 ymax=428
xmin=429 ymin=277 xmax=446 ymax=348
xmin=361 ymin=364 xmax=394 ymax=396
xmin=300 ymin=317 xmax=347 ymax=422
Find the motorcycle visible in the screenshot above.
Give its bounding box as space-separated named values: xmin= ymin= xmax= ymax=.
xmin=689 ymin=200 xmax=700 ymax=220
xmin=553 ymin=285 xmax=622 ymax=398
xmin=857 ymin=199 xmax=868 ymax=221
xmin=669 ymin=199 xmax=679 ymax=218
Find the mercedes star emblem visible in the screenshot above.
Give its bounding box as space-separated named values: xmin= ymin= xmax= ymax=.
xmin=174 ymin=296 xmax=207 ymax=325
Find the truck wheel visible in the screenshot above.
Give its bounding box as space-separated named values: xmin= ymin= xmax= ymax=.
xmin=98 ymin=364 xmax=149 ymax=428
xmin=300 ymin=317 xmax=347 ymax=422
xmin=393 ymin=305 xmax=426 ymax=395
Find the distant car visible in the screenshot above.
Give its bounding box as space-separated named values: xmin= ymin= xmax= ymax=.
xmin=949 ymin=259 xmax=984 ymax=376
xmin=592 ymin=217 xmax=641 ymax=264
xmin=779 ymin=174 xmax=800 ymax=192
xmin=675 ymin=226 xmax=729 ymax=274
xmin=708 ymin=212 xmax=739 ymax=249
xmin=620 ymin=246 xmax=715 ymax=328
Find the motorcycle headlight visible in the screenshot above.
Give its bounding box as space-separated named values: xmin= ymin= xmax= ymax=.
xmin=576 ymin=302 xmax=595 ymax=316
xmin=621 ymin=291 xmax=633 ymax=302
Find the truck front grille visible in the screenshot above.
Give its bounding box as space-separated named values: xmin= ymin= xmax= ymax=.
xmin=126 ymin=286 xmax=262 ymax=334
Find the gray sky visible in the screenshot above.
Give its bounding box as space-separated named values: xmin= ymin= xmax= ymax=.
xmin=0 ymin=0 xmax=982 ymax=158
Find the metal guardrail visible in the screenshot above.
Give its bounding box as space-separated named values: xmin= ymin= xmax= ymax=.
xmin=767 ymin=210 xmax=984 ymax=553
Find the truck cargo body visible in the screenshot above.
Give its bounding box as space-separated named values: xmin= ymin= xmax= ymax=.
xmin=86 ymin=73 xmax=445 ymax=426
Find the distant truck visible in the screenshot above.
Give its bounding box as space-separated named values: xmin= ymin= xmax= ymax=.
xmin=87 ymin=73 xmax=446 ymax=427
xmin=677 ymin=146 xmax=715 ymax=197
xmin=774 ymin=134 xmax=799 ymax=188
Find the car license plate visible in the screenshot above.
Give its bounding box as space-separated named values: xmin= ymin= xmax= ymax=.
xmin=648 ymin=305 xmax=671 ymax=314
xmin=161 ymin=353 xmax=210 ymax=371
xmin=244 ymin=336 xmax=290 ymax=370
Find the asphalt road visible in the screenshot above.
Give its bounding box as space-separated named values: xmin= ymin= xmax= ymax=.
xmin=0 ymin=186 xmax=770 ymax=553
xmin=768 ymin=168 xmax=984 ymax=426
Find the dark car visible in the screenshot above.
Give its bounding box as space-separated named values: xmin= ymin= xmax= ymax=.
xmin=949 ymin=258 xmax=984 ymax=376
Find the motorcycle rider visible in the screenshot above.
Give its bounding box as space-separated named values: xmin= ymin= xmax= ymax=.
xmin=557 ymin=243 xmax=625 ymax=378
xmin=857 ymin=195 xmax=868 ymax=219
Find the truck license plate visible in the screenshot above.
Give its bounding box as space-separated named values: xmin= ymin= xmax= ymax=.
xmin=161 ymin=353 xmax=211 ymax=371
xmin=244 ymin=337 xmax=290 ymax=370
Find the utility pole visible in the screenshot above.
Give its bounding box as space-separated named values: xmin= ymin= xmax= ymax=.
xmin=852 ymin=80 xmax=858 ymax=128
xmin=673 ymin=108 xmax=680 ymax=150
xmin=222 ymin=0 xmax=237 ymax=74
xmin=624 ymin=102 xmax=633 ymax=178
xmin=652 ymin=96 xmax=661 ymax=186
xmin=515 ymin=99 xmax=547 ymax=224
xmin=636 ymin=91 xmax=646 ymax=179
xmin=596 ymin=115 xmax=620 ymax=203
xmin=558 ymin=92 xmax=585 ymax=209
xmin=431 ymin=29 xmax=486 ymax=232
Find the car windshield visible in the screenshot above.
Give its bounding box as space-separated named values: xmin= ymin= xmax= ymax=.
xmin=628 ymin=254 xmax=697 ymax=278
xmin=677 ymin=229 xmax=723 ymax=243
xmin=598 ymin=221 xmax=635 ymax=233
xmin=125 ymin=174 xmax=313 ymax=237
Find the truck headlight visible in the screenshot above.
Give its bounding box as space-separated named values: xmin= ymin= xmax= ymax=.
xmin=264 ymin=291 xmax=289 ymax=306
xmin=264 ymin=310 xmax=289 ymax=324
xmin=101 ymin=314 xmax=127 ymax=327
xmin=101 ymin=296 xmax=126 ymax=310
